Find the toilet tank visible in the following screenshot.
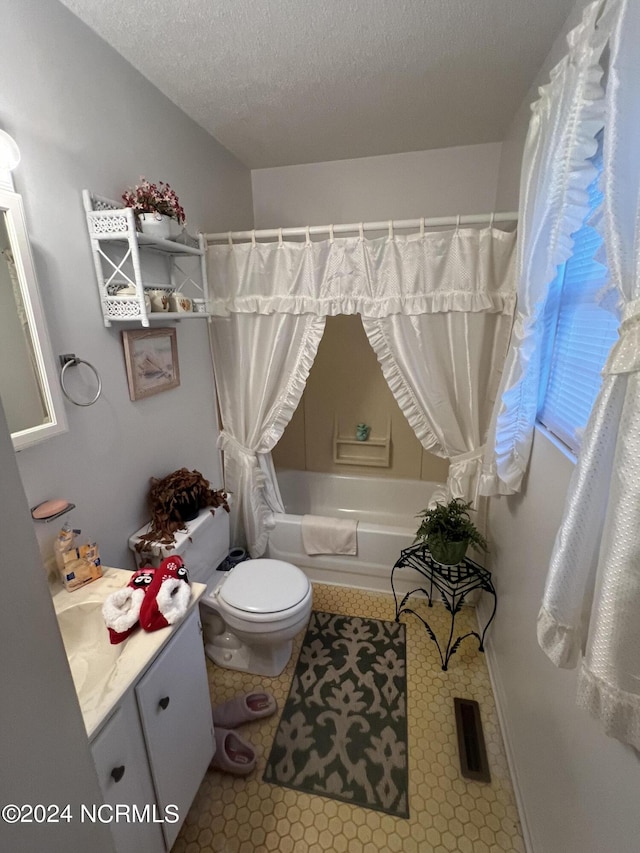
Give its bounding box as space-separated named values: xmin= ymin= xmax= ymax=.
xmin=128 ymin=507 xmax=230 ymax=588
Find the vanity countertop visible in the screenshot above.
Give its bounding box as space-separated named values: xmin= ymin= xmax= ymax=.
xmin=51 ymin=567 xmax=205 ymax=739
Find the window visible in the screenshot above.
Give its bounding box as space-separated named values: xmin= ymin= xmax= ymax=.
xmin=537 ymin=138 xmax=619 ymax=454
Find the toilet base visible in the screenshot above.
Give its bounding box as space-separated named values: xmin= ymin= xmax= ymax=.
xmin=205 ymin=637 xmax=293 ymax=677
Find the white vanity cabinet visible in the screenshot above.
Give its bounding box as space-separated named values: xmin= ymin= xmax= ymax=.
xmin=136 ymin=608 xmax=215 ymax=850
xmin=90 ymin=691 xmax=165 ymax=853
xmin=90 ymin=607 xmax=215 ymax=852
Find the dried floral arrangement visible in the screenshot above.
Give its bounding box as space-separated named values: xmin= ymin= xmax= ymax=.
xmin=135 ymin=467 xmax=229 ymax=553
xmin=122 ymin=178 xmax=186 ymax=224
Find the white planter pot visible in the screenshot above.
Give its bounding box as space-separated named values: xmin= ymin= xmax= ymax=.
xmin=139 ymin=213 xmax=180 ymax=240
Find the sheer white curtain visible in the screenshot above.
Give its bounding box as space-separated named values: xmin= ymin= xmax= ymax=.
xmin=208 ymin=227 xmax=516 ymax=555
xmin=480 ymin=0 xmax=609 ymax=497
xmin=538 ymin=0 xmax=640 ymax=750
xmin=362 ymin=232 xmax=515 ymax=507
xmin=209 ymin=312 xmax=325 ymax=556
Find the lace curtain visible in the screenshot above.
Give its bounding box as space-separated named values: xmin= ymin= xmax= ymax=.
xmin=208 ymin=227 xmax=516 ymax=555
xmin=537 ymin=0 xmax=640 ymax=750
xmin=480 ymin=0 xmax=609 ymax=497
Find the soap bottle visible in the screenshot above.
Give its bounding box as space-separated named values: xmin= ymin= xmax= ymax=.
xmin=54 ymin=521 xmax=77 ymax=573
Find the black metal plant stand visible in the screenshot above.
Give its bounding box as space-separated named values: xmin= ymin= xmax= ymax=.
xmin=391 ymin=542 xmax=497 ymax=671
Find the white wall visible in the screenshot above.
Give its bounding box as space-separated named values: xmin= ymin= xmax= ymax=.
xmin=484 ymin=2 xmax=640 ymax=851
xmin=0 ymin=2 xmax=251 ymax=845
xmin=0 ymin=1 xmax=252 ymax=845
xmin=252 ymin=142 xmax=502 ymax=227
xmin=1 ymin=0 xmax=253 ymax=570
xmin=0 ymin=395 xmax=113 ymax=851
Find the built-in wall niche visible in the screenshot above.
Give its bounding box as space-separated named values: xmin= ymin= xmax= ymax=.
xmin=0 ymin=188 xmax=67 ymax=450
xmin=333 ymin=416 xmax=391 ymax=467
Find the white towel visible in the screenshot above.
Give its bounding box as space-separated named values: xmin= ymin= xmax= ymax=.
xmin=301 ymin=514 xmax=358 ymax=556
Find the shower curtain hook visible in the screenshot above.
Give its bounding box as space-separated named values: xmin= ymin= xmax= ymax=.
xmin=455 ymin=215 xmax=461 ymax=233
xmin=489 ymin=212 xmax=495 ymax=229
xmin=227 ymin=231 xmax=233 ymax=247
xmin=305 ymin=225 xmax=311 ymax=247
xmin=251 ymin=229 xmax=256 ymax=247
xmin=359 ymin=222 xmax=364 ymax=241
xmin=420 ymin=217 xmax=425 ymax=238
xmin=278 ymin=228 xmax=283 ymax=247
xmin=329 ymin=224 xmax=335 ymax=244
xmin=388 ymin=220 xmax=394 ymax=241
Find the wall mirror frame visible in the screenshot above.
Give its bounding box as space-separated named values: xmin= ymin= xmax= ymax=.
xmin=0 ymin=187 xmax=68 ymax=450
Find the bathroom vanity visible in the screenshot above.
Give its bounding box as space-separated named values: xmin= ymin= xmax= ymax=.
xmin=52 ymin=569 xmax=214 ymax=852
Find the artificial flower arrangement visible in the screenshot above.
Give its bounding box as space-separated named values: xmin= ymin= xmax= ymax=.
xmin=122 ymin=177 xmax=186 ymax=225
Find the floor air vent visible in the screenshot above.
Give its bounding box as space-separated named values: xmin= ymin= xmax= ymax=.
xmin=454 ymin=698 xmax=491 ymax=783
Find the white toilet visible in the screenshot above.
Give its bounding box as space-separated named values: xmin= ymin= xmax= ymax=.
xmin=129 ymin=508 xmax=312 ymax=676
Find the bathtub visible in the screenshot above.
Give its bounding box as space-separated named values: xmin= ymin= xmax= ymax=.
xmin=267 ymin=469 xmax=443 ymax=594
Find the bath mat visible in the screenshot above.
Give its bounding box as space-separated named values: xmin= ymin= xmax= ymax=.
xmin=264 ymin=611 xmax=408 ymax=818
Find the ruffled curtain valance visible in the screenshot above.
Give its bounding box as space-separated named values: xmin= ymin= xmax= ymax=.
xmin=207 ymin=228 xmax=516 ymax=318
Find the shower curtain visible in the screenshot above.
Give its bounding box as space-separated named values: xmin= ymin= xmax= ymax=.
xmin=208 ymin=227 xmax=516 ymax=555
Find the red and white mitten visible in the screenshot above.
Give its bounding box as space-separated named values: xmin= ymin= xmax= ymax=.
xmin=140 ymin=555 xmax=191 ymax=633
xmin=102 ymin=567 xmax=156 ymax=644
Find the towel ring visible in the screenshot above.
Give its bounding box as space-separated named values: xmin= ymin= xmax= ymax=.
xmin=59 ymin=354 xmax=102 ymax=407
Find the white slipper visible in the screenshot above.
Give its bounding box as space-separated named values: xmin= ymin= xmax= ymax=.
xmin=210 ymin=728 xmax=257 ymax=776
xmin=212 ymin=692 xmax=278 ymax=728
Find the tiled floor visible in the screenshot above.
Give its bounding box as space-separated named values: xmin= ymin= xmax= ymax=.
xmin=173 ymin=584 xmax=525 ymax=853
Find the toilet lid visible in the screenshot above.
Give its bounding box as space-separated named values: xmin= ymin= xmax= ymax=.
xmin=219 ymin=559 xmax=309 ymax=614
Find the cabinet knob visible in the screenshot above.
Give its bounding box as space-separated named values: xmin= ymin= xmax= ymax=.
xmin=158 ymin=696 xmax=170 ymax=711
xmin=111 ymin=765 xmax=125 ymax=783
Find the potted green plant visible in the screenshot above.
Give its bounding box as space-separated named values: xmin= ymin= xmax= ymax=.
xmin=415 ymin=497 xmax=487 ymax=565
xmin=135 ymin=467 xmax=229 ymax=552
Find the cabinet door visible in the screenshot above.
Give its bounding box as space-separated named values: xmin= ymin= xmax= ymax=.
xmin=135 ymin=609 xmax=215 ymax=849
xmin=91 ymin=691 xmax=165 ymax=853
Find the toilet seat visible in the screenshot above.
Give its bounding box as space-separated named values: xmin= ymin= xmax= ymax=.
xmin=218 ymin=559 xmax=310 ymax=615
xmin=203 ymin=558 xmax=313 ymax=675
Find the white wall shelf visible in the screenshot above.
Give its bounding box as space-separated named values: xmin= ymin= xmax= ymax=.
xmin=333 ymin=416 xmax=391 ymax=467
xmin=82 ymin=190 xmax=210 ymax=328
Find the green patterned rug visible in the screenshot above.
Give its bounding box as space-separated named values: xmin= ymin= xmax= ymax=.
xmin=264 ymin=611 xmax=409 ymax=818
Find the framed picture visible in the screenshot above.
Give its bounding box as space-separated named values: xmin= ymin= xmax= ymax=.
xmin=122 ymin=328 xmax=180 ymax=401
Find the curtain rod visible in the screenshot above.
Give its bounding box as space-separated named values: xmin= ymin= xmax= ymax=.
xmin=204 ymin=212 xmax=518 ymax=243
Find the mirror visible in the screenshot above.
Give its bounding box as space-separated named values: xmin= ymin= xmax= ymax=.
xmin=0 ymin=188 xmax=67 ymax=450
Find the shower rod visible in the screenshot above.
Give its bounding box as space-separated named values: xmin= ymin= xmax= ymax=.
xmin=204 ymin=212 xmax=518 ymax=243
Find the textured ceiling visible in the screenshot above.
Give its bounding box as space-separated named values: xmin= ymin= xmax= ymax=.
xmin=58 ymin=0 xmax=575 ymax=169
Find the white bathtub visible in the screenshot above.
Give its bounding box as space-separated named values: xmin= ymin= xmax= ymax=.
xmin=267 ymin=469 xmax=442 ymax=593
